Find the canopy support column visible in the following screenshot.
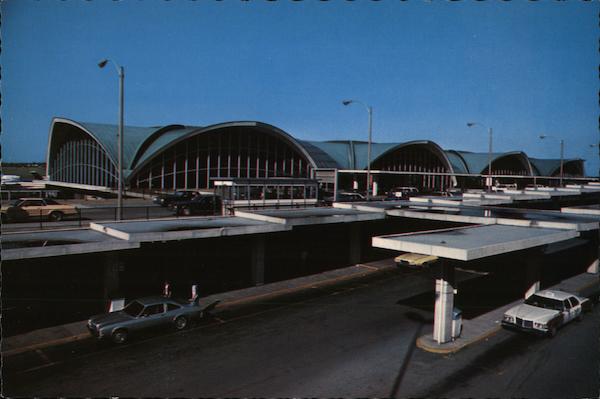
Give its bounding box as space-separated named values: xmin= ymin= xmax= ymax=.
xmin=433 ymin=261 xmax=455 ymax=344
xmin=103 ymin=252 xmax=121 ymax=300
xmin=252 ymin=235 xmax=265 ymax=286
xmin=525 ymin=248 xmax=542 ymax=299
xmin=349 ymin=223 xmax=362 ymax=265
xmin=587 ymin=231 xmax=599 ymax=274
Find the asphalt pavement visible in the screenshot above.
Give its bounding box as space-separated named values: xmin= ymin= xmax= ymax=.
xmin=3 ymin=259 xmax=599 ymax=397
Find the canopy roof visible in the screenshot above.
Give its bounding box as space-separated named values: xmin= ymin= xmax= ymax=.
xmin=48 ymin=117 xmax=586 ymax=178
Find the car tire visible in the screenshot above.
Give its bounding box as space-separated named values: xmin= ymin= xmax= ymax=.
xmin=576 ymin=312 xmax=584 ymax=322
xmin=49 ymin=211 xmax=64 ymax=222
xmin=112 ymin=329 xmax=128 ymax=344
xmin=183 ymin=208 xmax=192 ymax=216
xmin=174 ymin=316 xmax=188 ymax=330
xmin=548 ymin=326 xmax=557 ymax=338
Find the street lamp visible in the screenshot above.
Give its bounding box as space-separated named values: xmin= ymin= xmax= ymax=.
xmin=343 ymin=99 xmax=373 ymax=201
xmin=539 ymin=135 xmax=564 ymax=187
xmin=98 ymin=58 xmax=125 ymax=220
xmin=467 ymin=122 xmax=493 ymax=191
xmin=590 ymin=143 xmax=600 ymax=179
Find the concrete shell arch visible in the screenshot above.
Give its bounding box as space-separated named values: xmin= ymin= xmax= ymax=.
xmin=370 ymin=140 xmax=458 ymax=191
xmin=46 ymin=117 xmax=119 ymax=186
xmin=128 ymin=121 xmax=321 ymax=190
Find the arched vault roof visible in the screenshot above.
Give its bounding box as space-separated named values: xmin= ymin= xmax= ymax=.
xmin=529 ymin=158 xmax=585 ymax=176
xmin=48 ymin=118 xmax=323 ymax=181
xmin=130 ymin=121 xmax=322 ymax=177
xmin=48 ymin=117 xmax=585 ymax=182
xmin=47 ymin=117 xmax=193 ymax=175
xmin=446 ymin=151 xmax=533 ymax=175
xmin=299 ymin=140 xmax=455 ymax=172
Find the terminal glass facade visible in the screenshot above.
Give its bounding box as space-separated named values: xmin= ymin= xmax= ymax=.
xmin=48 ymin=123 xmax=117 ymax=187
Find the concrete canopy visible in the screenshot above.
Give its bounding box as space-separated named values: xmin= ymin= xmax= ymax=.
xmin=372 ymin=225 xmax=579 ymax=261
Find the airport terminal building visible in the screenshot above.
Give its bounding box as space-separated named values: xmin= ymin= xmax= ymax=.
xmin=46 ymin=117 xmax=585 ymax=193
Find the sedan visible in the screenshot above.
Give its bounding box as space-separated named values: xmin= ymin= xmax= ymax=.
xmin=502 ymin=290 xmax=590 ymax=337
xmin=87 ymin=296 xmax=219 ymax=344
xmin=1 ymin=198 xmax=78 ymax=222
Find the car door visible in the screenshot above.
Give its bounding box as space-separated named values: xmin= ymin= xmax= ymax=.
xmin=567 ymin=297 xmax=581 ymax=320
xmin=562 ymin=299 xmax=575 ymax=323
xmin=20 ymin=200 xmax=46 ymax=218
xmin=138 ymin=303 xmax=167 ymax=330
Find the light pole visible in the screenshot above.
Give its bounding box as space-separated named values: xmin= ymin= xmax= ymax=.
xmin=539 ymin=135 xmax=564 ymax=187
xmin=590 ymin=143 xmax=600 ymax=179
xmin=467 ymin=122 xmax=493 ymax=191
xmin=343 ymin=99 xmax=373 ymax=201
xmin=98 ymin=58 xmax=124 ymax=220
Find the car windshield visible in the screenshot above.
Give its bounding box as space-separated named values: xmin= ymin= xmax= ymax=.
xmin=9 ymin=200 xmax=22 ymax=206
xmin=123 ymin=300 xmax=144 ymax=317
xmin=525 ymin=294 xmax=563 ymax=311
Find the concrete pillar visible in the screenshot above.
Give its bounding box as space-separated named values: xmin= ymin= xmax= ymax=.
xmin=252 ymin=235 xmax=265 ymax=286
xmin=433 ymin=262 xmax=455 ymax=344
xmin=372 ymin=176 xmax=379 ymax=197
xmin=349 ymin=223 xmax=361 ymax=265
xmin=587 ymin=231 xmax=599 ymax=274
xmin=103 ymin=253 xmax=121 ymax=300
xmin=525 ymin=249 xmax=542 ymax=299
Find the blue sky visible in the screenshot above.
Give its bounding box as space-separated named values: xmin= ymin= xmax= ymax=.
xmin=2 ymin=1 xmax=599 ymax=175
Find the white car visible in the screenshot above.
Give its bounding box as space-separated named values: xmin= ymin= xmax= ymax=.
xmin=502 ymin=290 xmax=590 ymax=337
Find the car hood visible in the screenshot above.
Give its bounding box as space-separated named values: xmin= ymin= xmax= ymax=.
xmin=505 ymin=304 xmax=559 ymax=323
xmin=89 ymin=311 xmax=133 ymax=327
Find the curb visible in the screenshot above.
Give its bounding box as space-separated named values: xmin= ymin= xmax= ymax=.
xmin=416 ymin=325 xmax=502 ymax=354
xmin=2 ymin=332 xmax=91 ymax=358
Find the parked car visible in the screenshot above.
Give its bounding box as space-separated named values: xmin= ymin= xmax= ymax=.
xmin=394 ymin=253 xmax=438 ymax=269
xmin=170 ymin=194 xmax=222 ymax=216
xmin=152 ymin=190 xmax=199 ymax=207
xmin=387 ymin=186 xmax=418 ymax=200
xmin=87 ymin=296 xmax=220 ymax=344
xmin=323 ymin=191 xmax=366 ymax=205
xmin=502 ymin=290 xmax=590 ymax=337
xmin=1 ymin=198 xmax=78 ymax=222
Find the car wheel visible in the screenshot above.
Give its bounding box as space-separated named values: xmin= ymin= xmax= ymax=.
xmin=576 ymin=312 xmax=584 ymax=322
xmin=548 ymin=326 xmax=557 ymax=338
xmin=49 ymin=211 xmax=64 ymax=222
xmin=112 ymin=329 xmax=128 ymax=344
xmin=174 ymin=316 xmax=188 ymax=330
xmin=183 ymin=208 xmax=192 ymax=216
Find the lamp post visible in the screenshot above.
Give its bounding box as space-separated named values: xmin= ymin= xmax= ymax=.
xmin=539 ymin=135 xmax=564 ymax=187
xmin=98 ymin=58 xmax=124 ymax=220
xmin=343 ymin=99 xmax=373 ymax=201
xmin=467 ymin=122 xmax=493 ymax=191
xmin=590 ymin=143 xmax=600 ymax=179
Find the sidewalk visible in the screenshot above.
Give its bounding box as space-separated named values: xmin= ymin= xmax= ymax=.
xmin=417 ymin=272 xmax=600 ymax=354
xmin=1 ymin=259 xmax=398 ymax=358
